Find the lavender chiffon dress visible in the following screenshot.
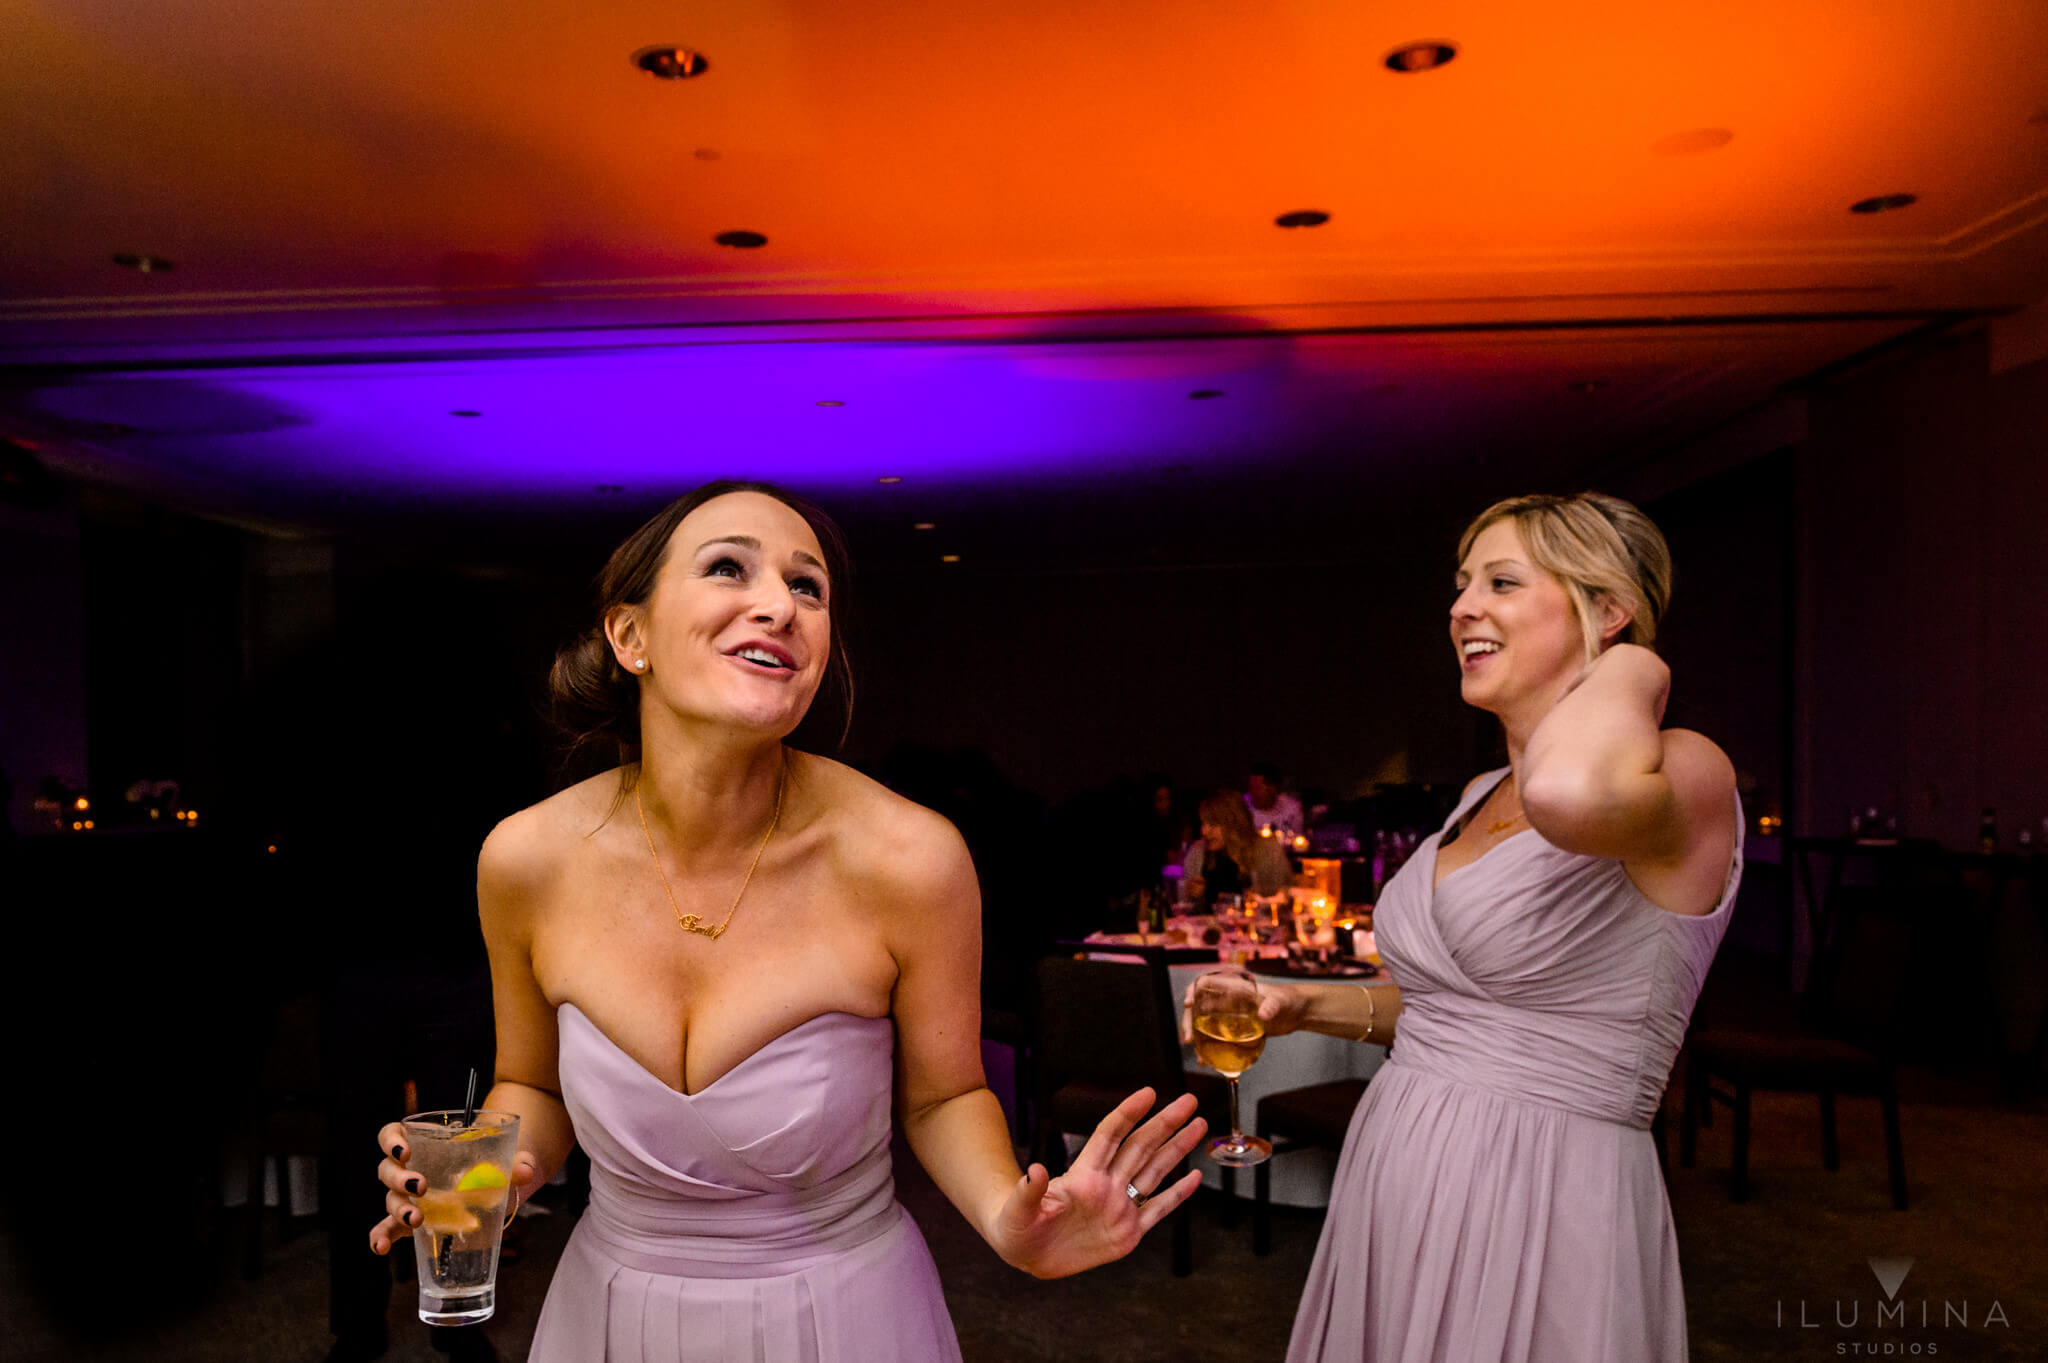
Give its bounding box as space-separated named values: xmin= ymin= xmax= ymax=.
xmin=1289 ymin=770 xmax=1741 ymax=1363
xmin=529 ymin=1004 xmax=961 ymax=1362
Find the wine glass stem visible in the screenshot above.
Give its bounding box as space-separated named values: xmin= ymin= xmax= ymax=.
xmin=1228 ymin=1075 xmax=1244 ymax=1142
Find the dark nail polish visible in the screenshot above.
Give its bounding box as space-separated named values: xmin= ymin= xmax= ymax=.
xmin=408 ymin=1177 xmax=424 ymax=1194
xmin=391 ymin=1144 xmax=404 ymax=1160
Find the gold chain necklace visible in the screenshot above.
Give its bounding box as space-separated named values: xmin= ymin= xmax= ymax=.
xmin=633 ymin=757 xmax=785 ymax=940
xmin=1484 ymin=784 xmax=1527 ymax=837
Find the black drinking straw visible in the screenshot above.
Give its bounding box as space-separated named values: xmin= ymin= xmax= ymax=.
xmin=437 ymin=1067 xmax=480 ymax=1283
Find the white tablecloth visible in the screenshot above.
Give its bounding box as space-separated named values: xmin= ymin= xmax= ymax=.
xmin=1168 ymin=962 xmax=1386 ymax=1208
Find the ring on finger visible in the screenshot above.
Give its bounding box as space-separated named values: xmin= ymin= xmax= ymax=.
xmin=1124 ymin=1180 xmax=1150 ymax=1208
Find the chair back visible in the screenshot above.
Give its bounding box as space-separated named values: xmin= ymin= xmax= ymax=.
xmin=1033 ymin=950 xmax=1187 ymax=1100
xmin=1807 ymin=885 xmax=1918 ymax=1054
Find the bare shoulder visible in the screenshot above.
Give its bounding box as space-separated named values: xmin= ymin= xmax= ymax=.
xmin=1623 ymin=728 xmax=1738 ymax=915
xmin=477 ymin=769 xmax=624 ymax=921
xmin=1659 ymin=729 xmax=1737 ymax=824
xmin=796 ymin=754 xmax=976 ymax=909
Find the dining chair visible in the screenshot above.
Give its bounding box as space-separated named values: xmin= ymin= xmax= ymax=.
xmin=1249 ymin=1077 xmax=1369 ymax=1255
xmin=230 ymin=993 xmax=325 ymax=1279
xmin=1031 ymin=947 xmax=1233 ymax=1275
xmin=1682 ymin=877 xmax=1921 ymax=1209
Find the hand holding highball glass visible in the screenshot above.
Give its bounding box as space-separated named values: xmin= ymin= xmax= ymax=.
xmin=1190 ymin=967 xmax=1273 ymax=1167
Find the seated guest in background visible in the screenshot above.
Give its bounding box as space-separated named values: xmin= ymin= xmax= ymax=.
xmin=1184 ymin=790 xmax=1293 ymax=906
xmin=1222 ymin=492 xmax=1741 ymax=1363
xmin=367 ymin=481 xmax=1206 ymax=1362
xmin=1146 ymin=773 xmax=1193 ymax=869
xmin=1246 ymin=762 xmax=1306 ymax=840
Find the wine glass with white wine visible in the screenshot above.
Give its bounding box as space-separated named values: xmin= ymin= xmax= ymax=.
xmin=1189 ymin=965 xmax=1272 ymax=1166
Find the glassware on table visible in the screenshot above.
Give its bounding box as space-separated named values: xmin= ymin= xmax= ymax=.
xmin=1188 ymin=966 xmax=1273 ymax=1167
xmin=402 ymin=1109 xmax=520 ymax=1325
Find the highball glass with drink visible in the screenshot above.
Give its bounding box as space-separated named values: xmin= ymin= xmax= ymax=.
xmin=402 ymin=1109 xmax=520 ymax=1325
xmin=1189 ymin=966 xmax=1272 ymax=1166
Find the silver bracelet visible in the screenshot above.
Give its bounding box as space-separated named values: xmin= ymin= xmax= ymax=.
xmin=1359 ymin=986 xmax=1377 ymax=1043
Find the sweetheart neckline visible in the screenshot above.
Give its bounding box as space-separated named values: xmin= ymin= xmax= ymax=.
xmin=558 ymin=1001 xmax=891 ymax=1100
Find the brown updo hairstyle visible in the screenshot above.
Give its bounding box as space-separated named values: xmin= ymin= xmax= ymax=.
xmin=1457 ymin=491 xmax=1673 ymax=663
xmin=548 ymin=479 xmax=856 ymax=778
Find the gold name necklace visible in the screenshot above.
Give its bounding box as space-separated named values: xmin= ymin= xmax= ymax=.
xmin=633 ymin=756 xmax=786 ymax=940
xmin=1485 ymin=783 xmax=1527 ymax=837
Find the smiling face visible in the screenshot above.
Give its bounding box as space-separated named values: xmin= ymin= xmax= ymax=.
xmin=1448 ymin=519 xmax=1591 ymax=717
xmin=613 ymin=490 xmax=832 ymax=738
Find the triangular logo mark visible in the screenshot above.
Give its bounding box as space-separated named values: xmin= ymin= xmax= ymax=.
xmin=1868 ymin=1257 xmax=1915 ymax=1300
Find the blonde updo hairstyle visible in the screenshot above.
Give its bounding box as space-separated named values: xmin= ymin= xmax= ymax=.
xmin=1457 ymin=492 xmax=1672 ymax=663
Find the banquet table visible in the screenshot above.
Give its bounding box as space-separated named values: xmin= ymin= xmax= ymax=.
xmin=1167 ymin=962 xmax=1386 ymax=1208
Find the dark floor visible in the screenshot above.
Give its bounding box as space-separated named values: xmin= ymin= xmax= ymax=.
xmin=6 ymin=1062 xmax=2045 ymax=1363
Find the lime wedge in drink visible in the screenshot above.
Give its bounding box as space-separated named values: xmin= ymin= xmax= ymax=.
xmin=457 ymin=1162 xmax=509 ymax=1192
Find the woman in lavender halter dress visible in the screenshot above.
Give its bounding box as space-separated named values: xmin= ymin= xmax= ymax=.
xmin=1249 ymin=494 xmax=1743 ymax=1363
xmin=368 ymin=482 xmax=1209 ymax=1361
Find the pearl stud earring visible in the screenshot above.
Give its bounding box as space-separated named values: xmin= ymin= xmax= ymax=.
xmin=635 ymin=659 xmax=647 ymax=671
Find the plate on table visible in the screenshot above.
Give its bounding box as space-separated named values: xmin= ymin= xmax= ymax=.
xmin=1249 ymin=957 xmax=1377 ymax=980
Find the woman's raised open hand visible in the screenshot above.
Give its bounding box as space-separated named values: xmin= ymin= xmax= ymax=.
xmin=987 ymin=1087 xmax=1206 ymax=1279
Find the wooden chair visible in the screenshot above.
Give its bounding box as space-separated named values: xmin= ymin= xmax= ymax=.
xmin=1031 ymin=948 xmax=1233 ymax=1275
xmin=1682 ymin=875 xmax=1923 ymax=1209
xmin=1250 ymin=1077 xmax=1368 ymax=1255
xmin=229 ymin=993 xmax=325 ymax=1278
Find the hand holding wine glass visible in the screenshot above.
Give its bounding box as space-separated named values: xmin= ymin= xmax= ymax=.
xmin=1189 ymin=966 xmax=1273 ymax=1167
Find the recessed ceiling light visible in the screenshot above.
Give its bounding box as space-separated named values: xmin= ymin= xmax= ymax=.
xmin=815 ymin=400 xmax=846 ymax=407
xmin=111 ymin=253 xmax=173 ymax=273
xmin=715 ymin=229 xmax=768 ymax=249
xmin=1850 ymin=194 xmax=1916 ymax=215
xmin=449 ymin=409 xmax=482 ymax=417
xmin=877 ymin=475 xmax=902 ymax=484
xmin=1384 ymin=42 xmax=1457 ymax=73
xmin=1651 ymin=128 xmax=1734 ymax=156
xmin=1568 ymin=380 xmax=1609 ymax=394
xmin=632 ymin=46 xmax=709 ymax=79
xmin=1275 ymin=210 xmax=1329 ymax=229
xmin=940 ymin=554 xmax=961 ymax=564
xmin=914 ymin=522 xmax=936 ymax=531
xmin=1188 ymin=388 xmax=1225 ymax=400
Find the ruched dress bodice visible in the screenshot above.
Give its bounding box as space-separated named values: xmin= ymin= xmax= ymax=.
xmin=1289 ymin=770 xmax=1741 ymax=1363
xmin=529 ymin=1003 xmax=960 ymax=1362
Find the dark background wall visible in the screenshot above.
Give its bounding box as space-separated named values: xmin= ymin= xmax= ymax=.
xmin=0 ymin=500 xmax=88 ymax=833
xmin=1796 ymin=330 xmax=2048 ymax=849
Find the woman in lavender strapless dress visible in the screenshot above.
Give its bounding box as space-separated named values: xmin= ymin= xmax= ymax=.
xmin=368 ymin=482 xmax=1209 ymax=1361
xmin=1247 ymin=493 xmax=1743 ymax=1362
